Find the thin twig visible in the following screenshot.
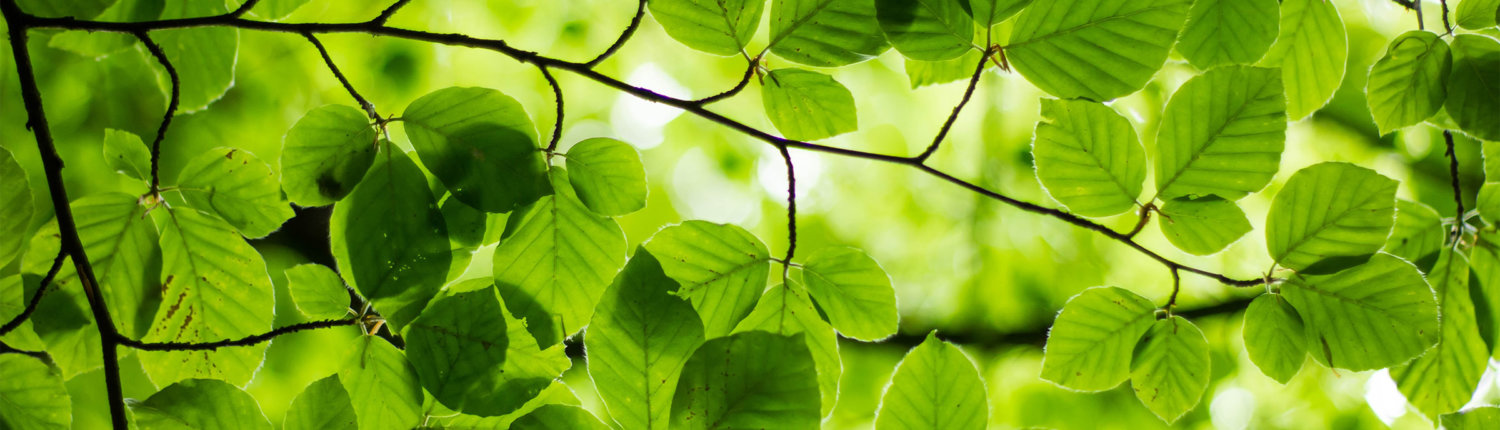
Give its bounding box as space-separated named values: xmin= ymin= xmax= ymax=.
xmin=540 ymin=65 xmax=564 ymax=153
xmin=304 ymin=33 xmax=379 ymax=120
xmin=134 ymin=31 xmax=179 ymax=192
xmin=1166 ymin=267 xmax=1182 ymax=312
xmin=1439 ymin=0 xmax=1453 ymax=34
xmin=692 ymin=55 xmax=759 ymax=105
xmin=1446 ymin=130 xmax=1464 ymax=244
xmin=0 ymin=250 xmax=66 ymax=336
xmin=371 ymin=0 xmax=411 ymax=25
xmin=915 ymin=47 xmax=990 ymax=163
xmin=779 ymin=145 xmax=796 ymax=283
xmin=0 ymin=340 xmax=50 ymax=362
xmin=229 ymin=0 xmax=262 ymax=18
xmin=1124 ymin=203 xmax=1156 ymax=239
xmin=117 ymin=318 xmax=358 ymax=351
xmin=585 ymin=0 xmax=646 ymax=68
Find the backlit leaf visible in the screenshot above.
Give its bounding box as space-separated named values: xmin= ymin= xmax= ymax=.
xmin=130 ymin=379 xmax=271 ymax=429
xmin=0 ymin=355 xmax=70 ymax=430
xmin=280 ymin=105 xmax=378 ymax=207
xmin=874 ymin=332 xmax=988 ymax=430
xmin=649 ymin=0 xmax=764 ymax=56
xmin=1040 ymin=286 xmax=1157 ymax=391
xmin=1265 ymin=163 xmax=1397 ymax=272
xmin=644 ymin=221 xmax=771 ymax=338
xmin=1281 ymin=253 xmax=1439 ymax=371
xmin=1258 ymin=0 xmax=1347 ymax=120
xmin=769 ymin=0 xmax=889 ymax=67
xmin=670 ymin=331 xmax=821 ymax=429
xmin=283 ymin=375 xmax=357 ymax=430
xmin=1129 ymin=316 xmax=1210 ymax=424
xmin=875 ymin=0 xmax=975 ymax=61
xmin=761 ymin=69 xmax=859 ymax=141
xmin=1242 ymin=294 xmax=1306 ymax=384
xmin=1032 ymin=98 xmax=1146 ymax=217
xmin=1157 ymin=196 xmax=1251 ymax=256
xmin=800 ymin=246 xmax=898 ymax=340
xmin=1445 ymin=34 xmax=1500 ymax=141
xmin=1154 ymin=66 xmax=1286 ymax=201
xmin=403 ymin=87 xmax=551 ymax=212
xmin=404 ymin=286 xmax=511 ymax=416
xmin=339 ymin=336 xmax=423 ymax=430
xmin=1174 ymin=0 xmax=1278 ymax=69
xmin=732 ymin=282 xmax=842 ymax=417
xmin=565 ymin=137 xmax=648 ymax=217
xmin=176 ymin=147 xmax=294 ymax=239
xmin=1391 ymin=250 xmax=1488 ymax=419
xmin=1008 ymin=0 xmax=1191 ymax=101
xmin=1366 ymin=31 xmax=1452 ymax=135
xmin=285 ymin=264 xmax=350 ymax=320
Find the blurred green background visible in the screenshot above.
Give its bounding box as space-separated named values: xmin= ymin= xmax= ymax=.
xmin=2 ymin=0 xmax=1497 ymax=428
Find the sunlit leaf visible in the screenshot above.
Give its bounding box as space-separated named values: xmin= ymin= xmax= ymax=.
xmin=644 ymin=221 xmax=771 ymax=338
xmin=339 ymin=336 xmax=423 ymax=430
xmin=967 ymin=0 xmax=1032 ymax=28
xmin=670 ymin=331 xmax=821 ymax=429
xmin=648 ymin=0 xmax=764 ymax=56
xmin=435 ymin=279 xmax=574 ymax=417
xmin=565 ymin=137 xmax=648 ymax=217
xmin=1040 ymin=286 xmax=1157 ymax=391
xmin=1442 ymin=406 xmax=1500 ymax=430
xmin=1242 ymin=294 xmax=1306 ymax=384
xmin=282 ymin=375 xmax=357 ymax=430
xmin=761 ymin=69 xmax=859 ymax=141
xmin=15 ymin=0 xmax=113 ymax=19
xmin=1445 ymin=34 xmax=1500 ymax=141
xmin=403 ymin=87 xmax=550 ymax=212
xmin=875 ymin=0 xmax=975 ymax=61
xmin=101 ymin=128 xmax=150 ymax=185
xmin=1473 ymin=232 xmax=1500 ymax=358
xmin=1391 ymin=250 xmax=1488 ymax=419
xmin=280 ymin=105 xmax=378 ymax=207
xmin=1031 ymin=98 xmax=1145 ymax=217
xmin=404 ymin=286 xmax=510 ymax=415
xmin=0 ymin=355 xmax=70 ymax=430
xmin=285 ymin=264 xmax=349 ymax=320
xmin=1157 ymin=196 xmax=1251 ymax=256
xmin=769 ymin=0 xmax=889 ymax=67
xmin=176 ymin=147 xmax=294 ymax=239
xmin=1257 ymin=0 xmax=1346 ymax=120
xmin=48 ymin=0 xmax=162 ymax=58
xmin=800 ymin=246 xmax=898 ymax=340
xmin=18 ymin=222 xmax=102 ymax=379
xmin=73 ymin=193 xmax=160 ymax=339
xmin=1175 ymin=0 xmax=1277 ymax=69
xmin=904 ymin=49 xmax=984 ymax=89
xmin=141 ymin=208 xmax=273 ymax=387
xmin=1129 ymin=316 xmax=1210 ymax=424
xmin=874 ymin=332 xmax=988 ymax=430
xmin=732 ymin=282 xmax=842 ymax=417
xmin=1265 ymin=162 xmax=1397 ymax=272
xmin=1281 ymin=253 xmax=1438 ymax=371
xmin=255 ymin=0 xmax=310 ymax=20
xmin=1382 ymin=200 xmax=1443 ymax=265
xmin=156 ymin=1 xmax=238 ymax=112
xmin=510 ymin=404 xmax=612 ymax=430
xmin=331 ymin=148 xmax=450 ymax=331
xmin=1008 ymin=0 xmax=1191 ymax=101
xmin=586 ymin=248 xmax=705 ymax=430
xmin=1154 ymin=66 xmax=1286 ymax=201
xmin=0 ymin=145 xmax=34 ymax=269
xmin=1456 ymin=0 xmax=1500 ymax=30
xmin=1366 ymin=31 xmax=1452 ymax=135
xmin=425 ymin=383 xmax=583 ymax=429
xmin=130 ymin=379 xmax=271 ymax=429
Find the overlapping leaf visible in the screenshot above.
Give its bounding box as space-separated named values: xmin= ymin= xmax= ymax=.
xmin=1040 ymin=286 xmax=1156 ymax=391
xmin=875 ymin=332 xmax=988 ymax=430
xmin=875 ymin=0 xmax=974 ymax=61
xmin=130 ymin=379 xmax=271 ymax=429
xmin=565 ymin=138 xmax=647 ymax=217
xmin=285 ymin=264 xmax=350 ymax=320
xmin=101 ymin=128 xmax=150 ymax=185
xmin=0 ymin=355 xmax=70 ymax=430
xmin=1242 ymin=294 xmax=1306 ymax=384
xmin=732 ymin=283 xmax=842 ymax=417
xmin=280 ymin=105 xmax=378 ymax=206
xmin=644 ymin=221 xmax=770 ymax=338
xmin=1130 ymin=316 xmax=1210 ymax=424
xmin=438 ymin=279 xmax=574 ymax=418
xmin=800 ymin=247 xmax=898 ymax=340
xmin=1265 ymin=163 xmax=1397 ymax=272
xmin=761 ymin=69 xmax=859 ymax=141
xmin=73 ymin=193 xmax=159 ymax=339
xmin=283 ymin=375 xmax=358 ymax=430
xmin=1157 ymin=196 xmax=1251 ymax=256
xmin=769 ymin=0 xmax=889 ymax=67
xmin=1383 ymin=200 xmax=1443 ymax=265
xmin=670 ymin=331 xmax=821 ymax=429
xmin=404 ymin=286 xmax=510 ymax=415
xmin=1258 ymin=0 xmax=1347 ymax=120
xmin=1456 ymin=0 xmax=1500 ymax=30
xmin=403 ymin=87 xmax=550 ymax=212
xmin=649 ymin=0 xmax=764 ymax=56
xmin=339 ymin=336 xmax=423 ymax=430
xmin=905 ymin=49 xmax=985 ymax=88
xmin=0 ymin=145 xmax=32 ymax=268
xmin=1175 ymin=0 xmax=1278 ymax=69
xmin=1007 ymin=0 xmax=1191 ymax=101
xmin=511 ymin=404 xmax=612 ymax=430
xmin=1280 ymin=253 xmax=1438 ymax=371
xmin=1366 ymin=31 xmax=1452 ymax=135
xmin=1154 ymin=66 xmax=1286 ymax=201
xmin=1032 ymin=98 xmax=1145 ymax=217
xmin=176 ymin=147 xmax=294 ymax=239
xmin=1445 ymin=35 xmax=1500 ymax=141
xmin=156 ymin=1 xmax=238 ymax=112
xmin=1391 ymin=251 xmax=1488 ymax=419
xmin=968 ymin=0 xmax=1033 ymax=28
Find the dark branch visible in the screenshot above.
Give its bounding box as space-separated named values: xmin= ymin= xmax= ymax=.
xmin=1440 ymin=0 xmax=1454 ymax=34
xmin=1124 ymin=203 xmax=1155 ymax=239
xmin=779 ymin=145 xmax=796 ymax=282
xmin=915 ymin=48 xmax=990 ymax=162
xmin=692 ymin=56 xmax=758 ymax=105
xmin=117 ymin=318 xmax=358 ymax=351
xmin=371 ymin=0 xmax=411 ymax=25
xmin=304 ymin=33 xmax=380 ymax=120
xmin=0 ymin=250 xmax=66 ymax=336
xmin=540 ymin=65 xmax=564 ymax=153
xmin=1445 ymin=130 xmax=1464 ymax=243
xmin=585 ymin=0 xmax=646 ymax=68
xmin=1166 ymin=267 xmax=1182 ymax=311
xmin=134 ymin=32 xmax=179 ymax=192
xmin=0 ymin=340 xmax=50 ymax=362
xmin=229 ymin=0 xmax=262 ymax=18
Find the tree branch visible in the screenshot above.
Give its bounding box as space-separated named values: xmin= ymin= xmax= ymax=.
xmin=1440 ymin=0 xmax=1453 ymax=34
xmin=116 ymin=318 xmax=358 ymax=351
xmin=0 ymin=250 xmax=66 ymax=336
xmin=914 ymin=47 xmax=990 ymax=163
xmin=1446 ymin=130 xmax=1465 ymax=243
xmin=0 ymin=340 xmax=51 ymax=362
xmin=585 ymin=0 xmax=646 ymax=68
xmin=134 ymin=31 xmax=179 ymax=192
xmin=371 ymin=0 xmax=411 ymax=26
xmin=692 ymin=55 xmax=758 ymax=105
xmin=779 ymin=145 xmax=796 ymax=282
xmin=539 ymin=65 xmax=564 ymax=153
xmin=230 ymin=0 xmax=262 ymax=18
xmin=303 ymin=33 xmax=380 ymax=120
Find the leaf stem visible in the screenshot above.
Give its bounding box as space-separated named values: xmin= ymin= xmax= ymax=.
xmin=134 ymin=31 xmax=178 ymax=193
xmin=1445 ymin=130 xmax=1465 ymax=245
xmin=0 ymin=249 xmax=66 ymax=336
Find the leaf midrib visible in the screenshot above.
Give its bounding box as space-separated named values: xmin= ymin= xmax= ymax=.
xmin=1153 ymin=73 xmax=1278 ymax=201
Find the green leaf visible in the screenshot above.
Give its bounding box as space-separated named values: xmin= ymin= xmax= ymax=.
xmin=492 ymin=178 xmax=627 ymax=346
xmin=15 ymin=0 xmax=113 ymax=19
xmin=283 ymin=375 xmax=357 ymax=430
xmin=284 ymin=264 xmax=350 ymax=320
xmin=0 ymin=145 xmax=34 ymax=268
xmin=874 ymin=332 xmax=988 ymax=430
xmin=761 ymin=68 xmax=859 ymax=141
xmin=1157 ymin=196 xmax=1252 ymax=256
xmin=1456 ymin=0 xmax=1500 ymax=30
xmin=875 ymin=0 xmax=975 ymax=61
xmin=339 ymin=336 xmax=423 ymax=430
xmin=1154 ymin=65 xmax=1286 ymax=201
xmin=1390 ymin=250 xmax=1489 ymax=419
xmin=331 ymin=148 xmax=451 ymax=331
xmin=1031 ymin=98 xmax=1146 ymax=217
xmin=48 ymin=0 xmax=163 ymax=58
xmin=1383 ymin=200 xmax=1443 ymax=264
xmin=1480 ymin=183 xmax=1500 ymax=224
xmin=0 ymin=355 xmax=70 ymax=430
xmin=800 ymin=247 xmax=898 ymax=340
xmin=644 ymin=221 xmax=771 ymax=338
xmin=1040 ymin=286 xmax=1157 ymax=391
xmin=904 ymin=49 xmax=984 ymax=89
xmin=280 ymin=105 xmax=378 ymax=207
xmin=425 ymin=383 xmax=583 ymax=429
xmin=130 ymin=379 xmax=271 ymax=429
xmin=0 ymin=275 xmax=46 ymax=352
xmin=1442 ymin=406 xmax=1500 ymax=430
xmin=254 ymin=0 xmax=309 ymax=20
xmin=433 ymin=279 xmax=574 ymax=417
xmin=1366 ymin=31 xmax=1452 ymax=135
xmin=670 ymin=331 xmax=821 ymax=429
xmin=156 ymin=1 xmax=238 ymax=112
xmin=732 ymin=283 xmax=842 ymax=417
xmin=1265 ymin=162 xmax=1398 ymax=272
xmin=175 ymin=147 xmax=295 ymax=239
xmin=18 ymin=222 xmax=103 ymax=379
xmin=1174 ymin=0 xmax=1278 ymax=69
xmin=586 ymin=248 xmax=705 ymax=430
xmin=1007 ymin=0 xmax=1191 ymax=101
xmin=648 ymin=0 xmax=764 ymax=56
xmin=1445 ymin=34 xmax=1500 ymax=141
xmin=1474 ymin=232 xmax=1500 ymax=358
xmin=74 ymin=193 xmax=160 ymax=339
xmin=141 ymin=208 xmax=274 ymax=387
xmin=1242 ymin=294 xmax=1306 ymax=384
xmin=403 ymin=87 xmax=551 ymax=212
xmin=1129 ymin=316 xmax=1210 ymax=424
xmin=1280 ymin=253 xmax=1439 ymax=371
xmin=768 ymin=0 xmax=889 ymax=67
xmin=404 ymin=286 xmax=511 ymax=415
xmin=565 ymin=137 xmax=648 ymax=217
xmin=1257 ymin=0 xmax=1347 ymax=120
xmin=102 ymin=128 xmax=151 ymax=184
xmin=967 ymin=0 xmax=1032 ymax=28
xmin=511 ymin=405 xmax=612 ymax=430
xmin=441 ymin=193 xmax=490 ymax=249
